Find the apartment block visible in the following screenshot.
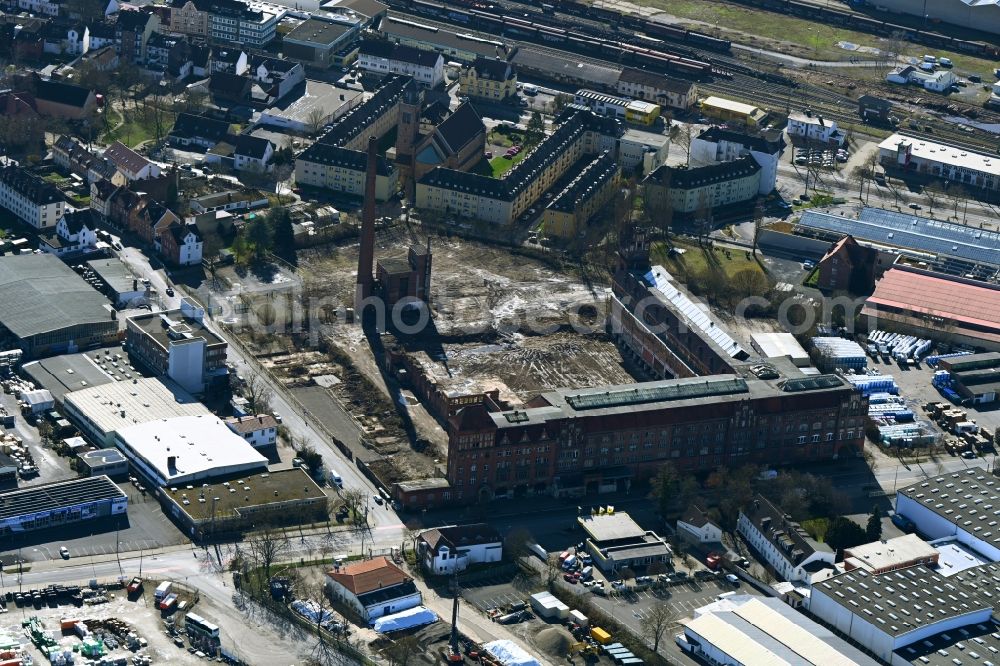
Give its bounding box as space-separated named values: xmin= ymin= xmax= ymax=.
xmin=0 ymin=164 xmax=65 ymax=229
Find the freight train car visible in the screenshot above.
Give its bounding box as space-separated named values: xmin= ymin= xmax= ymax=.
xmin=642 ymin=19 xmax=731 ymax=52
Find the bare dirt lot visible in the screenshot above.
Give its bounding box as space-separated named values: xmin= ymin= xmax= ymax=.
xmin=235 ymin=228 xmax=637 ymax=487
xmin=409 ymin=332 xmax=637 ymax=405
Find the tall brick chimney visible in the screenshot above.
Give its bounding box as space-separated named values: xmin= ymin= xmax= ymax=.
xmin=355 ymin=136 xmax=378 ymax=312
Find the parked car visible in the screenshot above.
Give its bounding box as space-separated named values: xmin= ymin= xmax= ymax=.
xmin=165 ymin=287 xmax=174 ymax=297
xmin=59 ymin=547 xmax=70 ymax=559
xmin=725 ymin=574 xmax=740 ymax=586
xmin=372 ymin=495 xmax=383 ymax=505
xmin=563 ymin=573 xmax=578 ymax=584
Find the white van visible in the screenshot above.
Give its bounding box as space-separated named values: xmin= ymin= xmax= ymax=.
xmin=522 ymin=84 xmax=538 ymax=96
xmin=328 ymin=470 xmax=343 ymax=488
xmin=154 ymin=581 xmax=172 ymax=601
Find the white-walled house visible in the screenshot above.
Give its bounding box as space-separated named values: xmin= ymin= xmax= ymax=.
xmin=737 ymin=495 xmax=835 ymax=583
xmin=418 ymin=523 xmax=503 ymax=575
xmin=39 ymin=209 xmax=99 ymax=256
xmin=786 ymin=111 xmax=845 ymax=146
xmin=690 ymin=126 xmax=784 ymax=194
xmin=0 ymin=165 xmax=66 ymax=230
xmin=233 ymin=135 xmax=274 ymax=173
xmin=357 ymin=40 xmax=444 ymax=88
xmin=103 ymin=141 xmax=161 ymax=181
xmin=325 ymin=557 xmax=422 ymax=624
xmin=676 ymin=503 xmax=723 ymax=545
xmin=225 ymin=414 xmax=278 ymax=448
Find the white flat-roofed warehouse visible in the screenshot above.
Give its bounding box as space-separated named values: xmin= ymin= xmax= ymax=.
xmin=878 ymin=133 xmax=1000 ymax=192
xmin=895 ymin=468 xmax=1000 ymax=561
xmin=809 ymin=565 xmax=995 ymax=663
xmin=0 ymin=254 xmax=118 ymax=358
xmin=115 ymin=415 xmax=268 ymax=487
xmin=677 ymin=595 xmax=879 ymax=665
xmin=256 ymin=81 xmax=363 ymax=133
xmin=63 ymin=377 xmax=211 ymax=447
xmin=750 ymin=332 xmax=810 ymax=367
xmin=0 ymin=475 xmax=127 ymax=537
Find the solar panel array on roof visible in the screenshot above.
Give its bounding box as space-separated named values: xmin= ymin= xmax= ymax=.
xmin=0 ymin=475 xmax=125 ymax=520
xmin=565 ymin=377 xmax=749 ymax=410
xmin=644 ymin=266 xmax=746 ymax=357
xmin=797 ymin=207 xmax=1000 ymax=268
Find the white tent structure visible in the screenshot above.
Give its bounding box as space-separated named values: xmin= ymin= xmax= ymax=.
xmin=372 ymin=606 xmax=438 ymax=633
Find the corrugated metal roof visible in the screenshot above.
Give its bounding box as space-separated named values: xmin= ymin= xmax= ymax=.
xmin=644 ymin=266 xmax=745 ymax=357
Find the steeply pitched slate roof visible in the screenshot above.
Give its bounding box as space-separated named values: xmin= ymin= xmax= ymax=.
xmin=168 ymin=223 xmax=202 ymax=244
xmin=434 ymin=101 xmax=484 ymax=154
xmin=233 ymin=134 xmax=272 ymax=159
xmin=0 ymin=91 xmax=39 ymax=117
xmin=104 ymin=141 xmax=152 ymax=175
xmin=420 ymin=523 xmax=500 ymax=555
xmin=359 ymin=39 xmax=441 ymax=68
xmin=209 ymin=72 xmax=251 ymax=99
xmin=34 ymin=78 xmax=94 ymax=109
xmin=171 ymin=112 xmax=231 ymax=142
xmin=0 ymin=165 xmax=63 ymax=206
xmin=679 ymin=502 xmax=714 ymax=529
xmin=695 ymin=126 xmax=785 ymax=155
xmin=471 ymin=57 xmax=513 ymax=81
xmin=326 ymin=556 xmax=410 ymax=595
xmin=646 ymin=154 xmax=761 ymax=190
xmin=820 ymin=235 xmax=877 ymax=267
xmin=116 ymin=9 xmax=154 ymax=31
xmin=449 ymin=403 xmax=495 ymax=432
xmin=91 ymin=179 xmax=119 ymax=200
xmin=61 ymin=209 xmax=97 ymax=235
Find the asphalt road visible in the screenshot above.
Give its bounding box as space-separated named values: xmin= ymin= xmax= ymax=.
xmin=113 ymin=242 xmax=406 ymax=541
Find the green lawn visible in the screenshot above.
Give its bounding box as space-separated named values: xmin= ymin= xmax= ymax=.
xmin=651 ymin=238 xmax=765 ymax=281
xmin=489 ymin=151 xmax=526 ymax=177
xmin=801 ymin=517 xmax=830 ymax=542
xmin=632 ymin=0 xmax=1000 ymax=75
xmin=103 ymin=110 xmax=176 ymax=148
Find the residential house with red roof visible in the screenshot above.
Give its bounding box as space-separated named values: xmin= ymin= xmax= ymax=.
xmin=325 ymin=556 xmax=422 ymax=624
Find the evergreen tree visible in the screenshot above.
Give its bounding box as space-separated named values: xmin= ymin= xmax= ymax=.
xmin=245 ymin=217 xmax=273 ymax=262
xmin=268 ymin=206 xmax=295 ymax=265
xmin=826 ymin=517 xmax=868 ymax=551
xmin=866 ymin=505 xmax=883 ymax=542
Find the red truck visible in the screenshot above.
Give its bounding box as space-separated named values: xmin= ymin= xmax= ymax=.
xmin=126 ymin=578 xmax=143 ymax=596
xmin=159 ymin=593 xmax=178 ymax=611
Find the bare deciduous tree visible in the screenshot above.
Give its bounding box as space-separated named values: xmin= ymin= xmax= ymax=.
xmin=243 ymin=372 xmax=274 ymax=414
xmin=247 ymin=528 xmax=289 ymax=587
xmin=382 ymin=635 xmax=421 ymax=666
xmin=340 ymin=488 xmax=367 ymax=527
xmin=640 ymin=603 xmax=675 ymax=652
